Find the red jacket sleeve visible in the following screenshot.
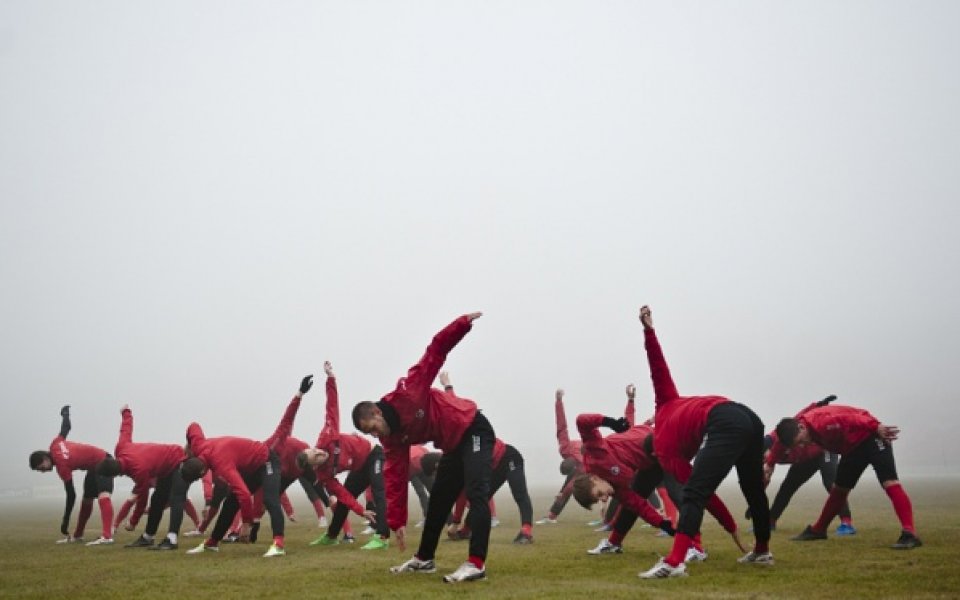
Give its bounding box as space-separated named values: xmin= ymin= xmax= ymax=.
xmin=202 ymin=471 xmax=213 ymax=503
xmin=555 ymin=396 xmax=571 ymax=454
xmin=382 ymin=442 xmax=411 ymax=530
xmin=576 ymin=414 xmax=605 ymax=445
xmin=618 ymin=489 xmax=665 ymax=527
xmin=662 ymin=456 xmax=693 ymax=485
xmin=264 ymin=395 xmax=301 ymax=450
xmin=451 ymin=491 xmax=468 ymax=523
xmin=705 ymin=494 xmax=737 ymax=533
xmin=318 ymin=475 xmax=366 ymax=516
xmin=119 ymin=408 xmax=133 ymax=446
xmin=644 ymin=328 xmax=680 ymax=408
xmin=186 ymin=423 xmax=206 ymax=457
xmin=218 ymin=465 xmax=255 ymax=523
xmin=404 ymin=315 xmax=473 ymax=397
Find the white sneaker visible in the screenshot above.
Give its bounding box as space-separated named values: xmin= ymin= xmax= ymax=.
xmin=535 ymin=517 xmax=558 ymax=525
xmin=490 ymin=517 xmax=500 ymax=528
xmin=587 ymin=539 xmax=623 ymax=555
xmin=414 ymin=520 xmax=425 ymax=528
xmin=361 ymin=526 xmax=376 ymax=536
xmin=737 ymin=551 xmax=774 ymax=566
xmin=186 ymin=542 xmax=219 ymax=554
xmin=318 ymin=516 xmax=328 ymax=528
xmin=183 ymin=530 xmax=203 ymax=538
xmin=85 ymin=537 xmax=114 ymax=546
xmin=639 ymin=558 xmax=687 ymax=579
xmin=684 ymin=547 xmax=708 ymax=563
xmin=55 ymin=536 xmax=83 ymax=544
xmin=390 ymin=555 xmax=437 ymax=574
xmin=443 ymin=561 xmax=486 ymax=583
xmin=262 ymin=543 xmax=286 ymax=557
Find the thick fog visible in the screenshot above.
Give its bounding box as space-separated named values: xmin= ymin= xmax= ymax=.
xmin=2 ymin=2 xmax=959 ymax=499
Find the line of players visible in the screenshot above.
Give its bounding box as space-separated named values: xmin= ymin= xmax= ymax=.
xmin=28 ymin=307 xmax=921 ymax=583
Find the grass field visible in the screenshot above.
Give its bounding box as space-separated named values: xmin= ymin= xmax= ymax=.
xmin=1 ymin=477 xmax=958 ymax=599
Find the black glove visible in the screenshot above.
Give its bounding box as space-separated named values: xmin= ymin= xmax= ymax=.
xmin=250 ymin=521 xmax=261 ymax=543
xmin=816 ymin=395 xmax=837 ymax=407
xmin=601 ymin=416 xmax=630 ymax=433
xmin=60 ymin=517 xmax=70 ymax=536
xmin=659 ymin=519 xmax=676 ymax=537
xmin=299 ymin=375 xmax=314 ymax=395
xmin=60 ymin=405 xmax=70 ymax=417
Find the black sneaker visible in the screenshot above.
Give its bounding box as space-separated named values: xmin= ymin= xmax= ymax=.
xmin=791 ymin=525 xmax=828 ymax=541
xmin=149 ymin=538 xmax=178 ymax=551
xmin=891 ymin=531 xmax=922 ymax=550
xmin=125 ymin=535 xmax=154 ymax=548
xmin=512 ymin=532 xmax=533 ymax=545
xmin=249 ymin=522 xmax=261 ymax=543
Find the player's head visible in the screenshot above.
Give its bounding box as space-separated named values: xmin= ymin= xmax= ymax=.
xmin=559 ymin=457 xmax=578 ymax=476
xmin=572 ymin=473 xmax=614 ymax=509
xmin=775 ymin=418 xmax=810 ymax=448
xmin=420 ymin=452 xmax=442 ymax=478
xmin=29 ymin=450 xmax=53 ymax=472
xmin=352 ymin=401 xmax=390 ymax=437
xmin=179 ymin=457 xmax=207 ymax=482
xmin=296 ymin=448 xmax=330 ymax=470
xmin=96 ymin=457 xmax=122 ymax=477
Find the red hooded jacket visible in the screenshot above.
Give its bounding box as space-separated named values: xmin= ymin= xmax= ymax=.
xmin=114 ymin=408 xmax=186 ymax=494
xmin=48 ymin=437 xmax=108 ymax=483
xmin=797 ymin=405 xmax=881 ymax=454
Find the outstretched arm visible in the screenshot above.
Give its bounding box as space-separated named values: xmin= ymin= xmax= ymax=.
xmin=439 ymin=371 xmax=453 ymax=393
xmin=404 ymin=313 xmax=481 ymax=396
xmin=119 ymin=405 xmax=133 ymax=446
xmin=624 ymin=384 xmax=636 ymax=426
xmin=61 ymin=480 xmax=76 ymax=535
xmin=639 ymin=306 xmax=680 ymax=407
xmin=555 ymin=389 xmax=571 ymax=450
xmin=59 ymin=405 xmax=71 ymax=439
xmin=264 ymin=374 xmax=312 ymax=449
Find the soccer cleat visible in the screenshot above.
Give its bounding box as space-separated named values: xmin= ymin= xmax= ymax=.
xmin=738 ymin=551 xmax=775 ymax=565
xmin=149 ymin=538 xmax=178 ymax=551
xmin=342 ymin=534 xmax=355 ymax=544
xmin=836 ymin=523 xmax=857 ymax=536
xmin=55 ymin=536 xmax=83 ymax=544
xmin=224 ymin=533 xmax=240 ymax=543
xmin=186 ymin=542 xmax=218 ymax=554
xmin=587 ymin=539 xmax=623 ymax=555
xmin=309 ymin=534 xmax=338 ymax=546
xmin=639 ymin=558 xmax=687 ymax=579
xmin=891 ymin=531 xmax=922 ymax=549
xmin=684 ymin=547 xmax=708 ymax=563
xmin=125 ymin=535 xmax=154 ymax=548
xmin=414 ymin=519 xmax=425 ymax=528
xmin=443 ymin=561 xmax=486 ymax=583
xmin=85 ymin=537 xmax=114 ymax=546
xmin=490 ymin=517 xmax=500 ymax=528
xmin=263 ymin=543 xmax=286 ymax=557
xmin=593 ymin=523 xmax=612 ymax=532
xmin=513 ymin=532 xmax=534 ymax=545
xmin=447 ymin=528 xmax=471 ymax=541
xmin=390 ymin=555 xmax=437 ymax=574
xmin=586 ymin=519 xmax=603 ymax=527
xmin=361 ymin=526 xmax=376 ymax=536
xmin=318 ymin=516 xmax=328 ymax=528
xmin=535 ymin=517 xmax=558 ymax=525
xmin=361 ymin=537 xmax=389 ymax=550
xmin=791 ymin=525 xmax=828 ymax=541
xmin=183 ymin=530 xmax=203 ymax=538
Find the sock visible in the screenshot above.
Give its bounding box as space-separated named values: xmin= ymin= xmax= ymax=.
xmin=521 ymin=524 xmax=532 ymax=536
xmin=74 ymin=499 xmax=93 ymax=538
xmin=812 ymin=488 xmax=849 ymax=532
xmin=665 ymin=532 xmax=693 ymax=567
xmin=98 ymin=497 xmax=113 ymax=539
xmin=609 ymin=530 xmax=625 ymax=546
xmin=884 ymin=484 xmax=915 ymax=534
xmin=166 ymin=532 xmax=177 ymax=544
xmin=343 ymin=520 xmax=353 ymax=536
xmin=205 ymin=537 xmax=218 ymax=548
xmin=468 ymin=555 xmax=484 ymax=569
xmin=692 ymin=533 xmax=704 ymax=552
xmin=658 ymin=488 xmax=678 ymax=526
xmin=184 ymin=499 xmax=200 ymax=527
xmin=754 ymin=539 xmax=769 ymax=554
xmin=312 ymin=499 xmax=325 ymax=519
xmin=273 ymin=535 xmax=284 ymax=548
xmin=840 ymin=516 xmax=852 ymax=525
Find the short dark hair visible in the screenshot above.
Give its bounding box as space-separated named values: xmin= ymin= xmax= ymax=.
xmin=420 ymin=452 xmax=442 ymax=478
xmin=351 ymin=401 xmax=377 ymax=431
xmin=775 ymin=418 xmax=800 ymax=448
xmin=559 ymin=457 xmax=578 ymax=476
xmin=179 ymin=457 xmax=206 ymax=482
xmin=96 ymin=457 xmax=122 ymax=477
xmin=29 ymin=450 xmax=50 ymax=470
xmin=296 ymin=451 xmax=310 ymax=472
xmin=572 ymin=473 xmax=597 ymax=509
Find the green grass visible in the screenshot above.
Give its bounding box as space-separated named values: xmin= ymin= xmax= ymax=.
xmin=1 ymin=478 xmax=958 ymax=599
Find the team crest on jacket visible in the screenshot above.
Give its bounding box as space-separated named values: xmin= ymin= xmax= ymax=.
xmin=416 ymin=409 xmax=425 ymax=419
xmin=610 ymin=465 xmax=620 ymax=476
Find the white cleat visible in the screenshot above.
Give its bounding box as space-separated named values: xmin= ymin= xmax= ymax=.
xmin=587 ymin=539 xmax=623 ymax=555
xmin=360 ymin=526 xmax=376 ymax=536
xmin=443 ymin=561 xmax=486 ymax=583
xmin=414 ymin=520 xmax=425 ymax=528
xmin=55 ymin=536 xmax=83 ymax=544
xmin=684 ymin=547 xmax=708 ymax=563
xmin=639 ymin=558 xmax=688 ymax=579
xmin=535 ymin=517 xmax=558 ymax=525
xmin=737 ymin=551 xmax=774 ymax=566
xmin=85 ymin=537 xmax=114 ymax=546
xmin=390 ymin=555 xmax=437 ymax=574
xmin=490 ymin=517 xmax=500 ymax=528
xmin=262 ymin=543 xmax=286 ymax=557
xmin=183 ymin=530 xmax=203 ymax=537
xmin=186 ymin=542 xmax=219 ymax=554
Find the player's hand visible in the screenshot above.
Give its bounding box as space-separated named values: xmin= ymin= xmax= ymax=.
xmin=763 ymin=463 xmax=774 ymax=486
xmin=602 ymin=416 xmax=630 ymax=433
xmin=299 ymin=375 xmax=314 ymax=395
xmin=121 ymin=404 xmax=129 ymax=412
xmin=626 ymin=384 xmax=636 ymax=400
xmin=238 ymin=522 xmax=252 ymax=543
xmin=639 ymin=305 xmax=653 ymax=329
xmin=816 ymin=394 xmax=837 ymax=407
xmin=362 ymin=510 xmax=377 ymax=523
xmin=395 ymin=526 xmax=406 ymax=551
xmin=466 ymin=312 xmax=483 ymax=322
xmin=730 ymin=529 xmax=747 ymax=554
xmin=323 ymin=361 xmax=334 ymax=377
xmin=60 ymin=405 xmax=70 ymax=417
xmin=659 ymin=520 xmax=676 ymax=537
xmin=439 ymin=371 xmax=452 ymax=388
xmin=878 ymin=424 xmax=899 ymax=442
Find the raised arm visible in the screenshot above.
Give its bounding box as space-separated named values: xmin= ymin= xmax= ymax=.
xmin=320 ymin=362 xmax=339 ymax=438
xmin=264 ymin=374 xmax=312 ymax=449
xmin=640 ymin=306 xmax=680 ymax=407
xmin=624 ymin=384 xmax=636 ymax=426
xmin=555 ymin=389 xmax=571 ymax=450
xmin=58 ymin=405 xmax=71 ymax=439
xmin=119 ymin=405 xmax=133 ymax=447
xmin=576 ymin=413 xmax=630 ymax=445
xmin=404 ymin=313 xmax=481 ymax=396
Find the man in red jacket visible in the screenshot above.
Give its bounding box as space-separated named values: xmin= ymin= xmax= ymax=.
xmin=637 ymin=306 xmax=770 ymax=579
xmin=29 ymin=405 xmax=115 ymax=546
xmin=775 ymin=402 xmax=920 ymax=549
xmin=181 ymin=374 xmax=313 ymax=557
xmin=352 ymin=312 xmax=493 ymax=584
xmin=96 ymin=404 xmax=200 ymax=550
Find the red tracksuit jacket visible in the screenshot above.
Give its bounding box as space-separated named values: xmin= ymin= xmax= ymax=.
xmin=409 ymin=444 xmax=429 ymax=477
xmin=796 ymin=405 xmax=881 ymax=454
xmin=187 ymin=425 xmax=272 ymax=524
xmin=114 ymin=408 xmax=186 ymax=494
xmin=379 ymin=315 xmax=479 ymax=531
xmin=765 ymin=403 xmax=831 ymax=465
xmin=556 ymin=396 xmax=584 ymax=465
xmin=49 ymin=437 xmax=108 ymax=483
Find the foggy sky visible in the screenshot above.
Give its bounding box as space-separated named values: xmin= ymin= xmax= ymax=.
xmin=2 ymin=1 xmax=959 ymax=495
